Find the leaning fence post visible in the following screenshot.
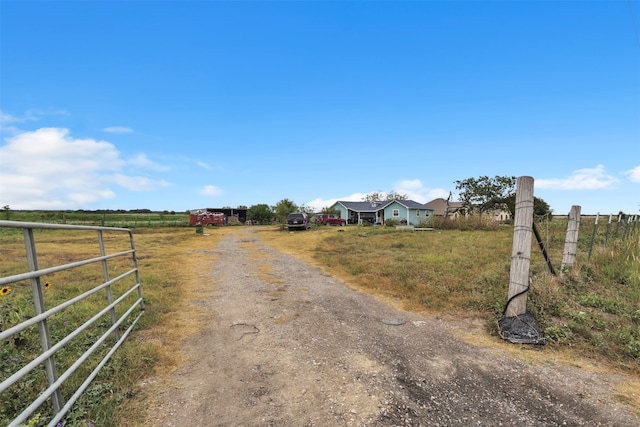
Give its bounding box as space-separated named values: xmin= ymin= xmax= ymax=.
xmin=615 ymin=214 xmax=622 ymax=238
xmin=505 ymin=176 xmax=534 ymax=317
xmin=627 ymin=215 xmax=636 ymax=238
xmin=588 ymin=213 xmax=599 ymax=261
xmin=532 ymin=221 xmax=555 ymax=275
xmin=561 ymin=205 xmax=581 ymax=275
xmin=624 ymin=216 xmax=631 ymax=240
xmin=605 ymin=214 xmax=612 ymax=246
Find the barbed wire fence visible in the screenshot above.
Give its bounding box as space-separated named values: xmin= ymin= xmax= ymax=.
xmin=532 ymin=211 xmax=638 ymax=273
xmin=587 ymin=213 xmax=638 ymax=260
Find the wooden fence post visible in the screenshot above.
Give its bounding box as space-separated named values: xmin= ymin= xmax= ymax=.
xmin=588 ymin=213 xmax=599 ymax=261
xmin=624 ymin=216 xmax=631 ymax=240
xmin=505 ymin=176 xmax=534 ymax=317
xmin=561 ymin=205 xmax=581 ymax=274
xmin=615 ymin=214 xmax=622 ymax=238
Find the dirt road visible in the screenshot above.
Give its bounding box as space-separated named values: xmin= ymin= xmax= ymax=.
xmin=145 ymin=228 xmax=638 ymax=426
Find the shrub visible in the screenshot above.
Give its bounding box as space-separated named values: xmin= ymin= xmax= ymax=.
xmin=416 ymin=218 xmax=434 ymax=228
xmin=579 ymin=292 xmax=626 ymax=314
xmin=544 ymin=326 xmax=574 ymax=344
xmin=430 ymin=215 xmax=499 ymax=231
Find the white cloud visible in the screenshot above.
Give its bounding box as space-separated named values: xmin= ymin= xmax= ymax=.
xmin=0 ymin=111 xmax=22 ymax=124
xmin=196 ymin=160 xmax=213 ymax=170
xmin=0 ymin=125 xmax=22 ymax=136
xmin=109 ymin=174 xmax=171 ymax=191
xmin=536 ymin=165 xmax=618 ymax=190
xmin=128 ymin=153 xmax=170 ymax=171
xmin=1 ymin=109 xmax=67 ymax=135
xmin=306 ymin=193 xmax=363 ymax=211
xmin=1 ymin=109 xmax=68 ymax=125
xmin=3 ymin=127 xmax=123 ymax=172
xmin=67 ymin=189 xmax=117 ymax=204
xmin=103 ymin=126 xmax=133 ymax=134
xmin=0 ymin=127 xmax=170 ymax=209
xmin=396 ymin=179 xmax=423 ymax=191
xmin=624 ymin=165 xmax=640 ymax=183
xmin=201 ymin=185 xmax=222 ymax=196
xmin=393 ymin=179 xmax=449 ymax=203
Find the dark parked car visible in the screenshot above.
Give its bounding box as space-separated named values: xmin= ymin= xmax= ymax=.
xmin=286 ymin=212 xmax=311 ymax=230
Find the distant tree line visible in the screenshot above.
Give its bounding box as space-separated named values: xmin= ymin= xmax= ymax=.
xmin=4 ymin=175 xmax=635 ymax=225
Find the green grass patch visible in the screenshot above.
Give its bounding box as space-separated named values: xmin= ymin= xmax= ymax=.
xmin=2 ymin=210 xmax=190 ymax=228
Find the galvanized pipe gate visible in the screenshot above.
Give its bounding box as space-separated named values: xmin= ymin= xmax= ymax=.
xmin=0 ymin=221 xmax=145 ymax=427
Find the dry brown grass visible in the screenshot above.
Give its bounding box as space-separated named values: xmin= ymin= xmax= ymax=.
xmin=254 ymin=226 xmax=407 ymax=307
xmin=4 ymin=224 xmax=637 ymax=422
xmin=256 ymin=225 xmax=515 ymax=314
xmin=107 ymin=225 xmax=640 ymax=419
xmin=137 ymin=230 xmax=224 ymax=360
xmin=255 ymin=224 xmax=640 ymax=416
xmin=116 ymin=228 xmax=232 ymax=425
xmin=0 ymin=226 xmax=232 ymax=425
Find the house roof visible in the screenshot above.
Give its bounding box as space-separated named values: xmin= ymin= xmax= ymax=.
xmin=334 ymin=200 xmax=433 ymax=212
xmin=424 ymin=198 xmax=463 ymax=216
xmin=391 ymin=199 xmax=433 ymax=210
xmin=334 ymin=201 xmax=392 ymax=212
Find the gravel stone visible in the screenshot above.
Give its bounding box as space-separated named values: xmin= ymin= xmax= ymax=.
xmin=145 ymin=228 xmax=638 ymax=427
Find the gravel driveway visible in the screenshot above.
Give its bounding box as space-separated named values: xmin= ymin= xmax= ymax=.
xmin=146 ymin=228 xmax=638 ymax=426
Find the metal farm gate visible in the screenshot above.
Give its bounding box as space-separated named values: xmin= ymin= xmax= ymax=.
xmin=0 ymin=221 xmax=145 ymax=426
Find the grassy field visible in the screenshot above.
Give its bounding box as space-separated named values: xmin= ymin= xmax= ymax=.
xmin=0 ymin=225 xmax=225 ymax=427
xmin=261 ymin=220 xmax=640 ymax=373
xmin=1 ymin=211 xmax=190 ymax=228
xmin=1 ymin=218 xmax=638 ymax=425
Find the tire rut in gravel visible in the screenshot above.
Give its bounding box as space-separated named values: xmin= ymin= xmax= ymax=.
xmin=146 ymin=228 xmax=638 ymax=427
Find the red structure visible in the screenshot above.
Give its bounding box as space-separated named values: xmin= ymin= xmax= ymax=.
xmin=189 ymin=209 xmax=226 ymax=226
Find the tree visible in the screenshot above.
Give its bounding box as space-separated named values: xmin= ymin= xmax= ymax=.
xmin=385 ymin=191 xmax=408 ymax=201
xmin=533 ymin=197 xmax=552 ymax=218
xmin=363 ymin=192 xmax=384 ymax=203
xmin=273 ymin=198 xmax=298 ymax=224
xmin=3 ymin=205 xmax=10 ymax=220
xmin=298 ymin=204 xmax=314 ymax=215
xmin=362 ymin=191 xmax=408 ymax=203
xmin=320 ymin=206 xmax=341 ymax=216
xmin=247 ymin=204 xmax=273 ymax=224
xmin=455 ymin=175 xmax=552 ymax=217
xmin=455 ymin=176 xmax=517 ymax=215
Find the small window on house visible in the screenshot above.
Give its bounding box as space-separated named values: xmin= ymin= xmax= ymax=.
xmin=416 ymin=210 xmax=420 ymax=217
xmin=393 ymin=209 xmax=399 ymax=217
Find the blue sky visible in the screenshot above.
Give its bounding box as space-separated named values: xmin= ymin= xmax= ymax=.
xmin=1 ymin=1 xmax=639 ymax=215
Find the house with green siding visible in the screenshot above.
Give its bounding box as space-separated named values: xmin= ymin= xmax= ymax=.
xmin=329 ymin=200 xmax=433 ymax=225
